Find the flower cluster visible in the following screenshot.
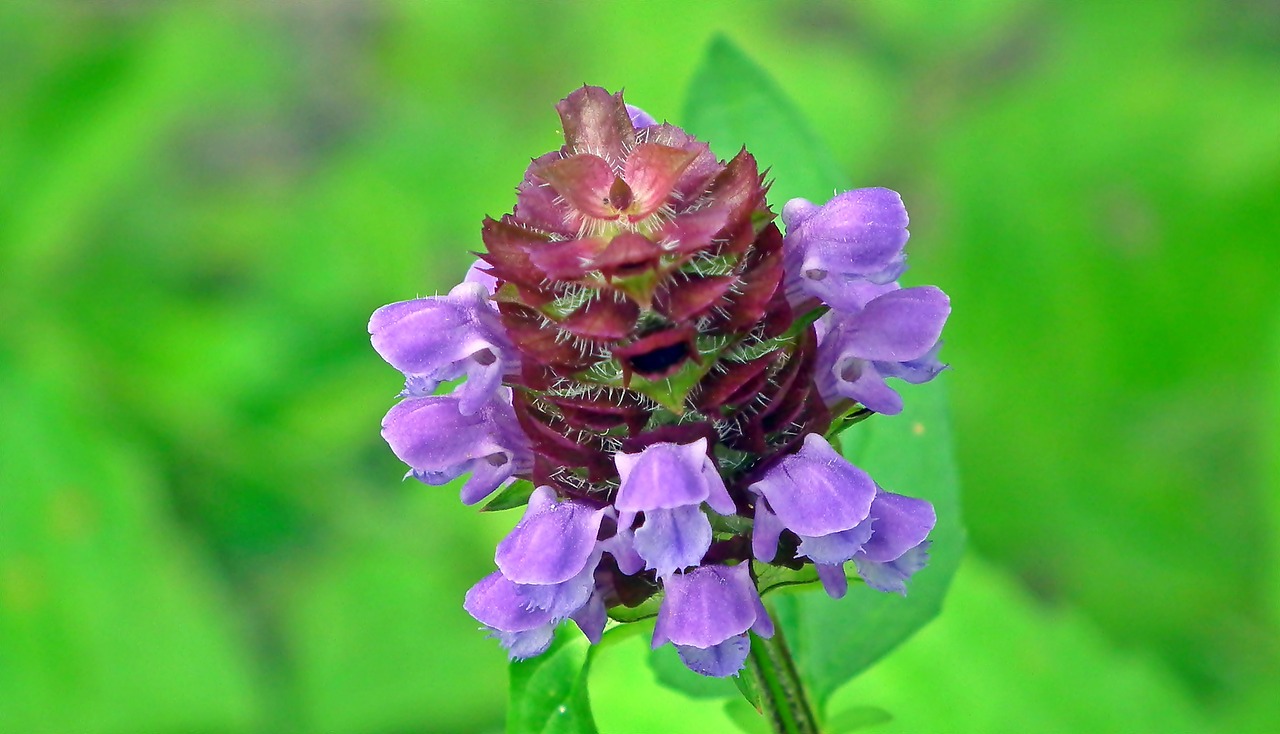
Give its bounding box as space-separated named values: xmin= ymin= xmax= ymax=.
xmin=370 ymin=87 xmax=949 ymax=677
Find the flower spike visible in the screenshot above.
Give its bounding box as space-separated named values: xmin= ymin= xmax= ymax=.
xmin=370 ymin=86 xmax=949 ymax=677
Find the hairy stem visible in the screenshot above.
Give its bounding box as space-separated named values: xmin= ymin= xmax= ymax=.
xmin=746 ymin=613 xmax=821 ymax=734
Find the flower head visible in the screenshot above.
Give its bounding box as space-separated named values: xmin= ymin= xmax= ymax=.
xmin=370 ymin=86 xmax=949 ymax=677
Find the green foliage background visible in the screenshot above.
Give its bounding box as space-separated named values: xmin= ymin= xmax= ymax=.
xmin=1 ymin=1 xmax=1277 ymax=732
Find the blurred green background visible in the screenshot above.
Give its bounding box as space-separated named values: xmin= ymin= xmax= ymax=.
xmin=2 ymin=1 xmax=1278 ymax=732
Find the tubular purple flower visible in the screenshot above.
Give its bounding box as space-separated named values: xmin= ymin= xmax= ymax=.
xmin=652 ymin=564 xmax=774 ymax=677
xmin=465 ymin=489 xmax=614 ymax=658
xmin=859 ymin=490 xmax=936 ymax=564
xmin=496 ymin=486 xmax=606 ymax=586
xmin=380 ymin=390 xmax=530 ymax=504
xmin=571 ymin=591 xmax=608 ymax=644
xmin=614 ymin=439 xmax=736 ymax=578
xmin=463 ymin=572 xmax=559 ymax=660
xmin=749 ymin=433 xmax=877 ymax=564
xmin=513 ymin=550 xmax=602 ymax=618
xmin=781 ymin=188 xmax=910 ymax=311
xmin=462 ymin=568 xmax=609 ymax=659
xmin=815 ymin=286 xmax=950 ymax=415
xmin=369 ymin=281 xmax=514 ymax=415
xmin=812 ymin=490 xmax=936 ymax=598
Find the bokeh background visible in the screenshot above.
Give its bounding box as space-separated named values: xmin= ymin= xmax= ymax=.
xmin=2 ymin=1 xmax=1279 ymax=732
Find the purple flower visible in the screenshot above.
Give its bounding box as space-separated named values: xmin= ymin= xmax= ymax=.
xmin=464 ymin=572 xmax=559 ymax=659
xmin=380 ymin=390 xmax=530 ymax=505
xmin=813 ymin=491 xmax=936 ymax=598
xmin=749 ymin=433 xmax=878 ymax=565
xmin=464 ymin=487 xmax=611 ymax=659
xmin=815 ymin=286 xmax=950 ymax=415
xmin=369 ymin=281 xmax=514 ymax=416
xmin=498 ymin=486 xmax=604 ymax=582
xmin=614 ymin=438 xmax=736 ymax=578
xmin=750 ymin=434 xmax=936 ymax=597
xmin=652 ymin=564 xmax=774 ymax=677
xmin=782 ymin=188 xmax=910 ymax=311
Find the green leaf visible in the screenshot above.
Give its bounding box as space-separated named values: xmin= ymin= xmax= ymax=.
xmin=482 ymin=479 xmax=537 ymax=513
xmin=649 ymin=644 xmax=739 ymax=700
xmin=822 ymin=557 xmax=1212 ymax=734
xmin=685 ymin=36 xmax=965 ymax=712
xmin=507 ymin=627 xmax=599 ymax=734
xmin=683 ymin=35 xmax=847 ymax=207
xmin=606 ymin=593 xmax=663 ymax=624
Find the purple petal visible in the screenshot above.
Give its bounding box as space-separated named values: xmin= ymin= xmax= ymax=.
xmin=854 ymin=541 xmax=931 ymax=595
xmin=601 ymin=519 xmax=645 ymax=576
xmin=615 ymin=439 xmax=713 ymax=512
xmin=464 ymin=258 xmax=499 ymax=294
xmin=456 ymin=353 xmax=508 ymax=417
xmin=803 ymin=271 xmax=904 ymax=313
xmin=399 ymin=374 xmax=438 ymax=398
xmin=571 ymin=591 xmax=607 ymax=644
xmin=382 ymin=397 xmax=504 ymax=476
xmin=748 ymin=434 xmax=876 ymax=537
xmin=459 ymin=455 xmax=518 ymax=505
xmin=700 ymin=455 xmax=736 ymax=516
xmin=749 ymin=591 xmax=774 ymax=639
xmin=780 ymin=197 xmax=820 ymax=229
xmin=515 ymin=552 xmax=601 ymax=618
xmin=626 ymin=103 xmax=657 ymax=128
xmin=369 ymin=292 xmax=487 ymax=373
xmin=832 ymin=358 xmax=904 ymax=415
xmin=675 ymin=636 xmax=751 ymax=678
xmin=837 ymin=286 xmax=950 ymax=363
xmin=652 ymin=564 xmax=768 ymax=649
xmin=496 ymin=487 xmax=606 ymax=585
xmin=633 ymin=505 xmax=712 ymax=578
xmin=796 ymin=520 xmax=875 ymax=565
xmin=858 ymin=491 xmax=936 ymax=563
xmin=788 ymin=188 xmax=910 ymax=284
xmin=816 ymin=563 xmax=849 ymax=599
xmin=751 ymin=499 xmax=785 ymax=563
xmin=494 ymin=625 xmax=557 ymax=660
xmin=876 ymin=341 xmax=948 ymax=385
xmin=464 ymin=572 xmax=555 ymax=633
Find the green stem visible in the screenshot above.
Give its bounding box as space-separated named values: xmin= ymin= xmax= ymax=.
xmin=746 ymin=612 xmax=821 ymax=734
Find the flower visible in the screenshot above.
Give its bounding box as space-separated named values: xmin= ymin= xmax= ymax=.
xmin=613 ymin=438 xmax=737 ymax=578
xmin=370 ymin=86 xmax=949 ymax=677
xmin=781 ymin=188 xmax=910 ymax=311
xmin=379 ymin=390 xmax=530 ymax=505
xmin=370 ymin=281 xmax=514 ymax=415
xmin=464 ymin=486 xmax=610 ymax=659
xmin=652 ymin=564 xmax=774 ymax=677
xmin=814 ymin=285 xmax=950 ymax=415
xmin=749 ymin=433 xmax=878 ymax=566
